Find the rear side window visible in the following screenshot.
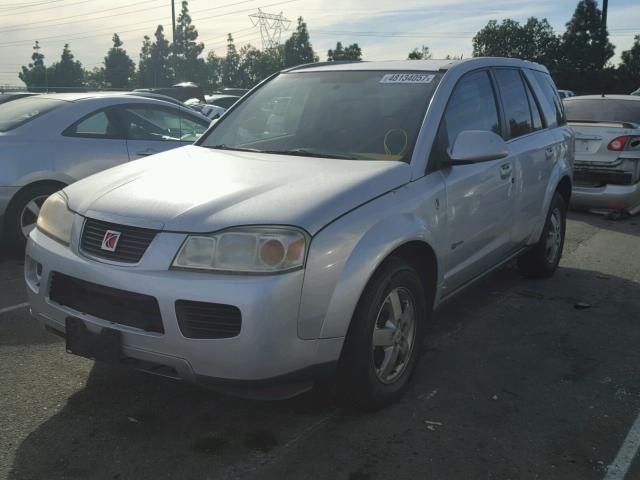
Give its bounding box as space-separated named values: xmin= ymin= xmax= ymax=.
xmin=564 ymin=99 xmax=640 ymax=124
xmin=0 ymin=97 xmax=63 ymax=132
xmin=531 ymin=71 xmax=566 ymax=127
xmin=494 ymin=69 xmax=536 ymax=139
xmin=63 ymin=109 xmax=121 ymax=139
xmin=118 ymin=105 xmax=208 ymax=142
xmin=441 ymin=70 xmax=501 ymax=146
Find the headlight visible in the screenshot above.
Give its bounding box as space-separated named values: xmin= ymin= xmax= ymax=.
xmin=172 ymin=227 xmax=308 ymax=273
xmin=36 ymin=192 xmax=74 ymax=245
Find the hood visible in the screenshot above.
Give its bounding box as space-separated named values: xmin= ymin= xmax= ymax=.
xmin=65 ymin=145 xmax=411 ymax=235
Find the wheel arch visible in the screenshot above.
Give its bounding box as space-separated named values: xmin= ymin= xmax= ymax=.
xmin=3 ymin=179 xmax=68 ymax=238
xmin=556 ymin=175 xmax=572 ymax=207
xmin=310 ymin=216 xmax=441 ymax=341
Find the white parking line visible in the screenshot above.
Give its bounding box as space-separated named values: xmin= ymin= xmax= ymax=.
xmin=604 ymin=411 xmax=640 ymax=480
xmin=0 ymin=302 xmax=29 ymax=315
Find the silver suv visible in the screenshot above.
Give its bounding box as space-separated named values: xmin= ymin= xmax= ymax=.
xmin=26 ymin=58 xmax=574 ymax=409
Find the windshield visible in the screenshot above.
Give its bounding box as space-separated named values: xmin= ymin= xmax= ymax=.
xmin=200 ymin=70 xmax=442 ymax=162
xmin=564 ymin=98 xmax=640 ymax=124
xmin=0 ymin=97 xmax=64 ymax=132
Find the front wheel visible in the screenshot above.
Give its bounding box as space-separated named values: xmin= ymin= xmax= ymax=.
xmin=4 ymin=184 xmax=62 ymax=248
xmin=338 ymin=257 xmax=427 ymax=410
xmin=518 ymin=192 xmax=567 ymax=278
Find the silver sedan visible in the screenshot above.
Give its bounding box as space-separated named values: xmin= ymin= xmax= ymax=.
xmin=0 ymin=93 xmax=210 ymax=246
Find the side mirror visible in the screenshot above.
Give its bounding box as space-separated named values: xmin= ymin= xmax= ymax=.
xmin=447 ymin=130 xmax=509 ymax=165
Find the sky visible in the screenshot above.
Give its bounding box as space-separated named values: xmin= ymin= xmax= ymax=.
xmin=0 ymin=0 xmax=638 ymax=87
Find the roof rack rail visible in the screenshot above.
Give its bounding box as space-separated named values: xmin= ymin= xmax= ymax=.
xmin=283 ymin=60 xmax=365 ymax=73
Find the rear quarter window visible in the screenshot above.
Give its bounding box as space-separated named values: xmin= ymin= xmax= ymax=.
xmin=0 ymin=97 xmax=64 ymax=132
xmin=531 ymin=71 xmax=566 ymax=127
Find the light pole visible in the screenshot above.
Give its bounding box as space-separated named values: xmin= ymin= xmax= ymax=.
xmin=171 ymin=0 xmax=177 ymax=83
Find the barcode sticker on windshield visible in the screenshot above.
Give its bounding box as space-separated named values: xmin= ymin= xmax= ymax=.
xmin=380 ymin=73 xmax=435 ymax=84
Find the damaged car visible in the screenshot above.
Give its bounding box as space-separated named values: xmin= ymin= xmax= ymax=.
xmin=565 ymin=95 xmax=640 ymax=215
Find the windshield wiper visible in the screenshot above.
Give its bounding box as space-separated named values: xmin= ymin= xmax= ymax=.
xmin=261 ymin=148 xmax=361 ymax=160
xmin=205 ymin=144 xmax=263 ymax=153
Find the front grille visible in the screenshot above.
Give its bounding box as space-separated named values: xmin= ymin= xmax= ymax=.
xmin=80 ymin=218 xmax=158 ymax=263
xmin=175 ymin=300 xmax=241 ymax=339
xmin=50 ymin=272 xmax=164 ymax=333
xmin=574 ymin=169 xmax=633 ymax=186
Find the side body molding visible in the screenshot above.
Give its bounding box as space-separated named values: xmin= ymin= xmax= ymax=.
xmin=297 ymin=174 xmax=447 ymax=340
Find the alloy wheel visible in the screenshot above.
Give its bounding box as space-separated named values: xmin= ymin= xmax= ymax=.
xmin=371 ymin=286 xmax=417 ymax=384
xmin=545 ymin=207 xmax=562 ymax=264
xmin=19 ymin=195 xmax=48 ymax=240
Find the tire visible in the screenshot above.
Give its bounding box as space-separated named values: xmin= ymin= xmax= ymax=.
xmin=338 ymin=257 xmax=428 ymax=411
xmin=517 ymin=192 xmax=566 ymax=279
xmin=4 ymin=184 xmax=62 ymax=248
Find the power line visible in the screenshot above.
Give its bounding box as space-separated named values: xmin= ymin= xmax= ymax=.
xmin=0 ymin=0 xmax=268 ymax=44
xmin=0 ymin=0 xmax=65 ymax=10
xmin=0 ymin=0 xmax=299 ymax=48
xmin=0 ymin=0 xmax=167 ymax=34
xmin=0 ymin=0 xmax=97 ymax=17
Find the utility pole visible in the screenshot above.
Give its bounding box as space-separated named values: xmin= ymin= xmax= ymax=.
xmin=171 ymin=0 xmax=177 ymax=83
xmin=601 ymin=0 xmax=609 ymax=95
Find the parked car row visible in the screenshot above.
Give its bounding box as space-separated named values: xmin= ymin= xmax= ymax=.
xmin=4 ymin=58 xmax=636 ymax=408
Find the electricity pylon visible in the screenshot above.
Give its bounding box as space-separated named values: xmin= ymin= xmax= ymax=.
xmin=249 ymin=9 xmax=291 ymax=49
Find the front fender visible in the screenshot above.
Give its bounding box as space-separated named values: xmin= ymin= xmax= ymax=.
xmin=298 ymin=176 xmax=445 ymax=340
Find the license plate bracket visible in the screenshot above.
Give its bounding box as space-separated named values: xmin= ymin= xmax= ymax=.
xmin=65 ymin=317 xmax=121 ymax=364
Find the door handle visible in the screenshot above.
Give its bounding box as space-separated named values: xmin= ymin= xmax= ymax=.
xmin=500 ymin=163 xmax=512 ymax=179
xmin=136 ymin=148 xmax=157 ymax=157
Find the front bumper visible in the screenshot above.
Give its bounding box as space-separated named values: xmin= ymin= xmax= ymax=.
xmin=25 ymin=227 xmax=343 ymax=398
xmin=571 ymin=182 xmax=640 ymax=215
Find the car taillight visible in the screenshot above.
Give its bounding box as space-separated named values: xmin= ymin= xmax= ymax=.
xmin=607 ymin=136 xmax=628 ymax=151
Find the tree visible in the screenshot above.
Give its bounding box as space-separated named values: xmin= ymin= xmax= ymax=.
xmin=221 ymin=34 xmax=241 ymax=87
xmin=142 ymin=25 xmax=174 ymax=87
xmin=561 ymin=0 xmax=614 ymax=72
xmin=173 ymin=0 xmax=206 ymax=83
xmin=49 ymin=44 xmax=84 ymax=89
xmin=408 ymin=45 xmax=431 ymax=60
xmin=472 ymin=18 xmax=560 ymax=68
xmin=103 ymin=33 xmax=135 ymax=88
xmin=283 ymin=17 xmax=317 ymax=67
xmin=327 ymin=42 xmax=362 ymax=61
xmin=84 ymin=66 xmax=106 ymax=88
xmin=238 ymin=45 xmax=284 ymax=88
xmin=620 ymin=34 xmax=640 ymax=89
xmin=137 ymin=35 xmax=153 ymax=87
xmin=19 ymin=41 xmax=48 ymax=90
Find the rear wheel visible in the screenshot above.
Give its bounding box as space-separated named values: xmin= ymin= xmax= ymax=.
xmin=4 ymin=184 xmax=62 ymax=248
xmin=338 ymin=257 xmax=427 ymax=410
xmin=518 ymin=192 xmax=566 ymax=278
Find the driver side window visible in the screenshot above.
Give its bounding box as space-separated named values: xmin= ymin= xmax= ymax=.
xmin=444 ymin=70 xmax=501 ymax=145
xmin=429 ymin=70 xmax=501 ymax=169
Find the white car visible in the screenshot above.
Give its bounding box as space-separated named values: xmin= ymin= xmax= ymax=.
xmin=26 ymin=58 xmax=573 ymax=409
xmin=0 ymin=93 xmax=210 ymax=245
xmin=565 ymin=95 xmax=640 ymax=215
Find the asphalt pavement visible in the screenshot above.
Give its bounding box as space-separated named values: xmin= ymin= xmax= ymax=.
xmin=1 ymin=211 xmax=639 ymax=480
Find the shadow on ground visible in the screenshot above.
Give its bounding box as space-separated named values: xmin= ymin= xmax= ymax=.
xmin=8 ymin=263 xmax=640 ymax=480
